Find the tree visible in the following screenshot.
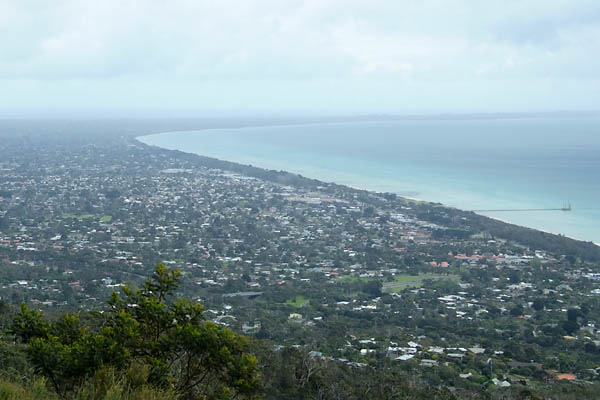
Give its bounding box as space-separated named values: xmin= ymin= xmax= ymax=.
xmin=363 ymin=280 xmax=382 ymax=297
xmin=567 ymin=308 xmax=580 ymax=322
xmin=12 ymin=264 xmax=260 ymax=399
xmin=562 ymin=319 xmax=579 ymax=335
xmin=532 ymin=298 xmax=545 ymax=312
xmin=510 ymin=304 xmax=524 ymax=317
xmin=363 ymin=206 xmax=375 ymax=218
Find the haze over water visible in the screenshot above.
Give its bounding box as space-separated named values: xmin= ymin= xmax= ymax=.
xmin=140 ymin=117 xmax=600 ymax=244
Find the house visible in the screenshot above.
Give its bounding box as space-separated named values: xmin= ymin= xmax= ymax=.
xmin=469 ymin=347 xmax=485 ymax=355
xmin=428 ymin=347 xmax=444 ymax=354
xmin=556 ymin=373 xmax=576 ymax=381
xmin=420 ymin=359 xmax=438 ymax=367
xmin=492 ymin=378 xmax=511 ymax=387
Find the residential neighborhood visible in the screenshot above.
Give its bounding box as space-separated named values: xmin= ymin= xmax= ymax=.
xmin=1 ymin=123 xmax=600 ymax=395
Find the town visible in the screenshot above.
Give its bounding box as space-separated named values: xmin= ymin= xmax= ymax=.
xmin=1 ymin=120 xmax=600 ymax=397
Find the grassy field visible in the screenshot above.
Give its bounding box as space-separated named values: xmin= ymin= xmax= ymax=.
xmin=285 ymin=296 xmax=309 ymax=308
xmin=383 ymin=274 xmax=459 ymax=293
xmin=100 ymin=215 xmax=112 ymax=222
xmin=392 ymin=274 xmax=430 ymax=282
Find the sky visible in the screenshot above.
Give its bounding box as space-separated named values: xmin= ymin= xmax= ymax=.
xmin=1 ymin=0 xmax=599 ymax=117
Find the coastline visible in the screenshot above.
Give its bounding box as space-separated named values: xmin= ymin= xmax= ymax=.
xmin=135 ymin=129 xmax=598 ymax=247
xmin=484 ymin=215 xmax=598 ymax=246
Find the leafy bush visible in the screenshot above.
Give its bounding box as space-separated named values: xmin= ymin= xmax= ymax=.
xmin=11 ymin=264 xmax=260 ymax=399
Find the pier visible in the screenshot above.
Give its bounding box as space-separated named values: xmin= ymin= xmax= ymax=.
xmin=472 ymin=203 xmax=571 ymax=212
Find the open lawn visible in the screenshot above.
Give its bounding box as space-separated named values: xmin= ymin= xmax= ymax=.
xmin=285 ymin=296 xmax=309 ymax=308
xmin=383 ymin=274 xmax=459 ymax=293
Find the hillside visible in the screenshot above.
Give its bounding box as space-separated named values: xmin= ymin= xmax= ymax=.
xmin=1 ymin=119 xmax=599 ymax=398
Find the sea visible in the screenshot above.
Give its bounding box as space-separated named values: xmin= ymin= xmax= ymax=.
xmin=139 ymin=117 xmax=600 ymax=244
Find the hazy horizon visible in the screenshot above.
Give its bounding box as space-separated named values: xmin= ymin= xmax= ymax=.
xmin=2 ymin=1 xmax=600 ymax=117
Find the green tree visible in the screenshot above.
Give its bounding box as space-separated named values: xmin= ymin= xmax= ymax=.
xmin=562 ymin=319 xmax=579 ymax=335
xmin=510 ymin=304 xmax=524 ymax=317
xmin=12 ymin=264 xmax=260 ymax=399
xmin=532 ymin=298 xmax=545 ymax=312
xmin=362 ymin=280 xmax=382 ymax=297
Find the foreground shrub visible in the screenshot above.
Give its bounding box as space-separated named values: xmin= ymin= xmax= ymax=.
xmin=11 ymin=264 xmax=259 ymax=399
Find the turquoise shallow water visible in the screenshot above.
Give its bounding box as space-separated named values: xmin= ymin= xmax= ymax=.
xmin=139 ymin=118 xmax=600 ymax=244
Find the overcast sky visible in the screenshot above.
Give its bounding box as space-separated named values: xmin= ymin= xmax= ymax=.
xmin=1 ymin=0 xmax=599 ymax=117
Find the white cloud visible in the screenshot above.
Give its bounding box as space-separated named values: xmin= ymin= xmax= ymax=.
xmin=0 ymin=0 xmax=599 ymax=114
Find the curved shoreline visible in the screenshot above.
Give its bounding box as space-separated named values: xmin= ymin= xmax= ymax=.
xmin=135 ymin=127 xmax=599 ymax=247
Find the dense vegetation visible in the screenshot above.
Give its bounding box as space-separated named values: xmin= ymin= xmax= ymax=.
xmin=7 ymin=265 xmax=258 ymax=399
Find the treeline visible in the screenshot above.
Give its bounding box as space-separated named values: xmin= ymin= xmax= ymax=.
xmin=413 ymin=204 xmax=600 ymax=262
xmin=471 ymin=213 xmax=600 ymax=262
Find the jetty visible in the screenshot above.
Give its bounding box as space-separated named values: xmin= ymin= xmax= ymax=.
xmin=472 ymin=203 xmax=571 ymax=212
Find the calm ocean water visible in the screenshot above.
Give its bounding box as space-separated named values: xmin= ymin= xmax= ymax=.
xmin=139 ymin=118 xmax=600 ymax=244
